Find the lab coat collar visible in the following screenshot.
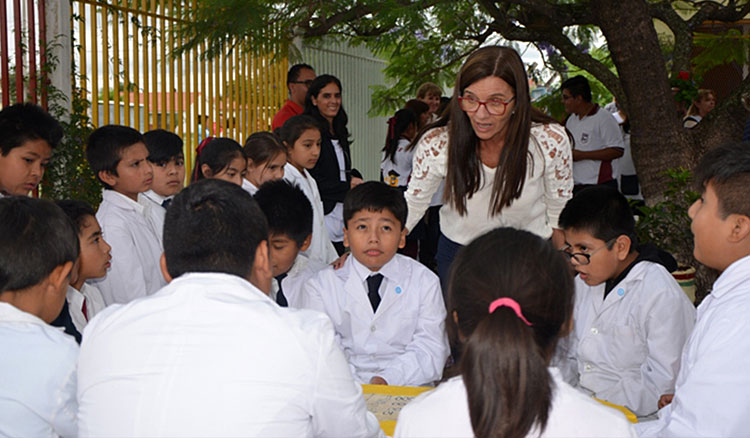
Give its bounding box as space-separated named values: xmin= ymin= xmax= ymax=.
xmin=141 ymin=189 xmax=169 ymax=206
xmin=0 ymin=302 xmax=49 ymax=325
xmin=241 ymin=178 xmax=258 ymax=196
xmin=102 ymin=189 xmax=149 ymax=217
xmin=167 ymin=271 xmax=271 ymax=300
xmin=348 ymin=254 xmax=402 ymax=318
xmin=712 ymin=255 xmax=750 ymax=299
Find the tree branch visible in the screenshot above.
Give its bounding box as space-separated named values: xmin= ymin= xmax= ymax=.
xmin=648 ymin=1 xmax=693 ymax=75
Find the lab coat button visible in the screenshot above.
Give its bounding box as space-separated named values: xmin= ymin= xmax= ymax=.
xmin=591 ymin=328 xmax=599 ymax=335
xmin=585 ymin=363 xmax=592 ymax=371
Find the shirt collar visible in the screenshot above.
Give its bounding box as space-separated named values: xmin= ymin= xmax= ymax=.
xmin=712 ymin=255 xmax=750 ymax=298
xmin=349 ymin=253 xmax=399 ymax=284
xmin=102 ymin=189 xmax=147 ymax=215
xmin=286 ymin=99 xmax=303 ymax=115
xmin=142 ymin=189 xmax=168 ymax=205
xmin=242 ymin=178 xmax=258 ymax=195
xmin=0 ymin=302 xmax=48 ymax=325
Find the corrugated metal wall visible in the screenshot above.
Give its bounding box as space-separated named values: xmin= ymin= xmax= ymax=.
xmin=301 ymin=41 xmax=389 ymax=181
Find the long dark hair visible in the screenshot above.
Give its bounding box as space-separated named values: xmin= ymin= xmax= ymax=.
xmin=447 ymin=227 xmax=574 ymax=438
xmin=382 ymin=109 xmax=417 ymax=165
xmin=420 ymin=46 xmax=558 ymax=215
xmin=303 ymin=74 xmax=350 ymax=143
xmin=192 ymin=137 xmax=244 ymax=182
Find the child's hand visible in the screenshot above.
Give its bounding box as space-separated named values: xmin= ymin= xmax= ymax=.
xmin=331 ymin=252 xmax=349 ymax=270
xmin=658 ymin=394 xmax=674 ymax=409
xmin=369 ymin=376 xmax=388 ymax=385
xmin=350 ymin=176 xmax=364 ymax=189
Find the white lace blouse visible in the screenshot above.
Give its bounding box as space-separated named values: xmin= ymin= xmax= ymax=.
xmin=404 ymin=123 xmax=573 ymax=245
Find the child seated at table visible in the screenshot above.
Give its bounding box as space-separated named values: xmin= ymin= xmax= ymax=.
xmin=555 ymin=186 xmax=695 ymax=417
xmin=301 ymin=181 xmax=449 ymax=386
xmin=394 ymin=228 xmax=634 ymax=437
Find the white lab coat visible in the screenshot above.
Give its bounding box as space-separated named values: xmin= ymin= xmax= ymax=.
xmin=0 ymin=302 xmax=79 ymax=438
xmin=77 ymin=272 xmax=383 ymax=438
xmin=270 ymin=252 xmax=327 ymax=307
xmin=636 ymin=255 xmax=750 ymax=437
xmin=300 ymin=254 xmax=449 ymax=386
xmin=283 ymin=163 xmax=338 ymax=264
xmin=394 ymin=367 xmax=636 ymax=437
xmin=138 ymin=189 xmax=169 ymax=245
xmin=556 ymin=261 xmax=695 ymax=417
xmin=91 ymin=190 xmax=165 ymax=305
xmin=241 ymin=178 xmax=258 ymax=196
xmin=65 ymin=283 xmax=107 ymax=334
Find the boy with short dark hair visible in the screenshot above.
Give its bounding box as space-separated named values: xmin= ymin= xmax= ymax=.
xmin=51 ymin=200 xmax=111 ymax=342
xmin=636 ymin=142 xmax=750 ymax=436
xmin=301 ymin=181 xmax=449 ymax=386
xmin=556 ymin=185 xmax=695 ymax=417
xmin=85 ymin=125 xmax=164 ymax=305
xmin=0 ymin=196 xmax=79 ymax=436
xmin=254 ymin=179 xmax=326 ymax=307
xmin=77 ymin=179 xmax=382 ymax=437
xmin=141 ymin=129 xmax=186 ymax=243
xmin=0 ymin=102 xmax=63 ymax=196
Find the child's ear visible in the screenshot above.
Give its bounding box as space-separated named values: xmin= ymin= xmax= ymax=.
xmin=299 ymin=234 xmax=312 ymax=252
xmin=159 ymin=253 xmax=173 ymax=283
xmin=614 ymin=235 xmax=632 ymax=260
xmin=249 ymin=240 xmax=273 ymax=295
xmin=398 ymin=227 xmax=407 ymax=249
xmin=342 ymin=227 xmax=350 ymax=249
xmin=200 ymin=163 xmax=213 ymax=178
xmin=727 ymin=214 xmax=750 ymax=243
xmin=98 ymin=170 xmax=118 ymax=187
xmin=48 ymin=261 xmax=75 ymax=293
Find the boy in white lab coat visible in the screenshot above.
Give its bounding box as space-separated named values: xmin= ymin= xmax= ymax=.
xmin=50 ymin=200 xmax=110 ymax=343
xmin=77 ymin=179 xmax=382 ymax=437
xmin=301 ymin=181 xmax=449 ymax=387
xmin=254 ymin=179 xmax=327 ymax=307
xmin=140 ymin=129 xmax=186 ymax=244
xmin=0 ymin=197 xmax=79 ymax=437
xmin=85 ymin=125 xmax=165 ymax=305
xmin=636 ymin=142 xmax=750 ymax=436
xmin=556 ymin=185 xmax=695 ymax=417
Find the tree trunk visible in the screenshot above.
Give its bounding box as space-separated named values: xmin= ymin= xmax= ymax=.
xmin=591 ymin=0 xmax=694 ymax=201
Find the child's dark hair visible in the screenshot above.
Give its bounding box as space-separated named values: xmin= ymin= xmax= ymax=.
xmin=404 ymin=99 xmax=429 ymax=121
xmin=163 ymin=179 xmax=268 ymax=279
xmin=447 ymin=227 xmax=574 ymax=438
xmin=278 ymin=115 xmax=321 ymax=148
xmin=254 ymin=180 xmax=312 ymax=248
xmin=0 ymin=102 xmax=63 ymax=155
xmin=86 ymin=125 xmax=144 ymax=189
xmin=343 ymin=181 xmax=407 ymax=230
xmin=192 ymin=137 xmax=244 ymax=182
xmin=695 ymin=141 xmax=750 ymax=218
xmin=304 ymin=75 xmax=349 ymax=141
xmin=558 ymin=185 xmax=638 ymax=250
xmin=143 ymin=129 xmax=184 ymax=165
xmin=0 ymin=197 xmax=80 ymax=293
xmin=382 ymin=109 xmax=417 ymax=165
xmin=243 ymin=131 xmax=286 ymax=165
xmin=55 ymin=200 xmax=96 ymax=234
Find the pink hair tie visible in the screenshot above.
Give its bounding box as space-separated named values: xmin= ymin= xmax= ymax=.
xmin=488 ymin=297 xmax=533 ymax=326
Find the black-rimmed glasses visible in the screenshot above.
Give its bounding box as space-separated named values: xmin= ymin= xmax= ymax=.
xmin=559 ymin=238 xmax=616 ymax=266
xmin=458 ymin=95 xmax=515 ymax=116
xmin=290 ymin=80 xmax=313 ymax=87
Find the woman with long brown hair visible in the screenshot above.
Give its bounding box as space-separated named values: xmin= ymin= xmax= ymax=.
xmin=404 ymin=46 xmax=573 ymax=284
xmin=394 ymin=228 xmax=634 ymax=437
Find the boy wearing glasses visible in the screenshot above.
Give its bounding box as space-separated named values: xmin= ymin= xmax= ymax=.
xmin=272 ymin=64 xmax=316 ymax=130
xmin=555 ymin=185 xmax=695 ymax=418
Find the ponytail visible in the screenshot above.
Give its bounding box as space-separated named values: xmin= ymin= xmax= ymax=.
xmin=382 ymin=109 xmax=417 ymax=165
xmin=192 ymin=137 xmax=244 ymax=182
xmin=461 ymin=308 xmax=552 ymax=438
xmin=447 ymin=228 xmax=574 ymax=438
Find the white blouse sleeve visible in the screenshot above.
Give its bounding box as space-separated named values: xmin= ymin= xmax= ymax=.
xmin=534 ymin=123 xmax=573 ymax=229
xmin=404 ymin=127 xmax=449 ymax=232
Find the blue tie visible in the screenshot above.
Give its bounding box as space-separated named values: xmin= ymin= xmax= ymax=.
xmin=276 ymin=273 xmax=288 ymax=307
